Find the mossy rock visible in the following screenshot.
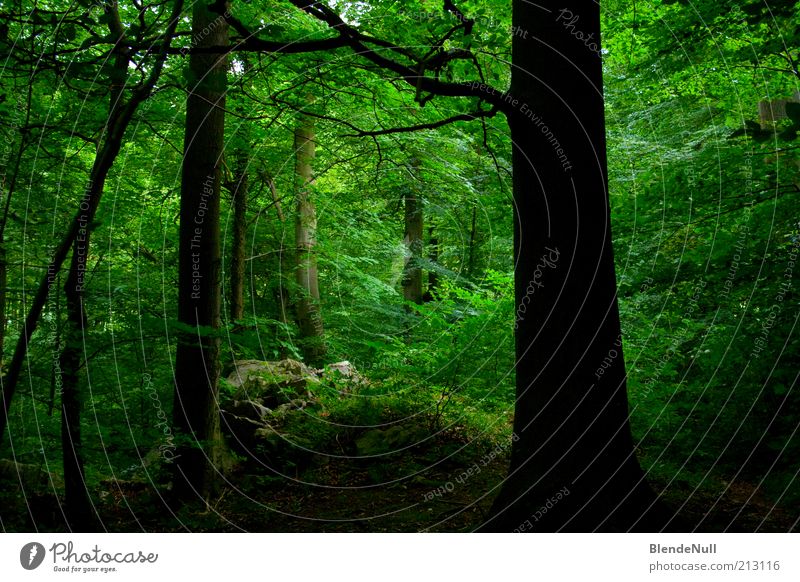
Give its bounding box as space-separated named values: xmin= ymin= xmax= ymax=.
xmin=227 ymin=359 xmax=320 ymax=408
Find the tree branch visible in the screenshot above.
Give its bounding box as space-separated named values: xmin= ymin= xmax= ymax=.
xmin=342 ymin=106 xmax=500 ymax=137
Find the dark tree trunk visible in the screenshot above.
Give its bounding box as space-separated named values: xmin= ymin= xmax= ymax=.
xmin=58 ymin=263 xmax=95 ymax=530
xmin=56 ymin=0 xmax=129 ymax=531
xmin=230 ymin=154 xmax=248 ymax=321
xmin=402 ymin=159 xmax=424 ymax=304
xmin=172 ymin=0 xmax=228 ymax=499
xmin=482 ymin=0 xmax=667 ymax=532
xmin=49 ymin=275 xmax=61 ymax=417
xmin=0 ymin=244 xmax=6 ymax=367
xmin=294 ymin=111 xmax=326 ymax=362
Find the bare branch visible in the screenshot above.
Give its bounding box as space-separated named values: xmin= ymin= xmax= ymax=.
xmin=342 ymin=106 xmax=500 ymax=137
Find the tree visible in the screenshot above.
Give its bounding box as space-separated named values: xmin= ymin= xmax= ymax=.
xmin=172 ymin=0 xmax=229 ymax=499
xmin=209 ymin=0 xmax=667 ymax=531
xmin=480 ymin=0 xmax=666 ymax=531
xmin=55 ymin=0 xmax=131 ymax=531
xmin=229 ymin=152 xmax=248 ymax=322
xmin=402 ymin=158 xmax=424 ymax=304
xmin=293 ymin=107 xmax=326 ymax=362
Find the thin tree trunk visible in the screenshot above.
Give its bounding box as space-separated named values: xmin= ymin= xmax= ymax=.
xmin=294 ymin=110 xmax=326 ymax=362
xmin=482 ymin=0 xmax=667 ymax=532
xmin=423 ymin=226 xmax=438 ymax=302
xmin=172 ymin=0 xmax=228 ymax=499
xmin=57 ymin=0 xmax=130 ymax=531
xmin=0 ymin=82 xmax=33 ymax=371
xmin=467 ymin=206 xmax=478 ymax=278
xmin=49 ymin=274 xmax=61 ymax=417
xmin=230 ymin=154 xmax=247 ymax=321
xmin=402 ymin=159 xmax=424 ymax=304
xmin=0 ymin=245 xmax=6 ymax=366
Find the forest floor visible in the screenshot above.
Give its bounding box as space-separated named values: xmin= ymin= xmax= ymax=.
xmin=4 ymin=428 xmax=796 ymax=532
xmin=88 ymin=434 xmax=798 ymax=533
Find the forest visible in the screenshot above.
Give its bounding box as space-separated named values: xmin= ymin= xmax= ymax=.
xmin=0 ymin=0 xmax=798 ymax=533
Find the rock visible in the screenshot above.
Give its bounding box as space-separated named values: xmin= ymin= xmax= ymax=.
xmin=227 ymin=399 xmax=273 ymax=422
xmin=320 ymin=361 xmax=367 ymax=395
xmin=227 ymin=359 xmax=320 ymax=408
xmin=325 ymin=361 xmax=356 ymax=378
xmin=220 ymin=359 xmax=367 ymax=468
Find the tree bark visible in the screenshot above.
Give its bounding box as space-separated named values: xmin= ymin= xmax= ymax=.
xmin=294 ymin=110 xmax=326 ymax=362
xmin=172 ymin=0 xmax=228 ymax=500
xmin=402 ymin=159 xmax=424 ymax=304
xmin=481 ymin=0 xmax=668 ymax=532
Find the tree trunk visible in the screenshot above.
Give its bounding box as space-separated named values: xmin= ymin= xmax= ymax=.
xmin=230 ymin=154 xmax=247 ymax=321
xmin=172 ymin=0 xmax=228 ymax=500
xmin=402 ymin=159 xmax=424 ymax=304
xmin=423 ymin=226 xmax=438 ymax=302
xmin=58 ymin=261 xmax=95 ymax=530
xmin=466 ymin=206 xmax=478 ymax=278
xmin=482 ymin=0 xmax=667 ymax=532
xmin=0 ymin=244 xmax=6 ymax=367
xmin=294 ymin=110 xmax=326 ymax=362
xmin=56 ymin=0 xmax=129 ymax=531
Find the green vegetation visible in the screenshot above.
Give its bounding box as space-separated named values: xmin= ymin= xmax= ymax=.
xmin=0 ymin=0 xmax=797 ymax=531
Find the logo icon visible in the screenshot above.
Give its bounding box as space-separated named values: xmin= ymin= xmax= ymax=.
xmin=20 ymin=542 xmax=46 ymax=570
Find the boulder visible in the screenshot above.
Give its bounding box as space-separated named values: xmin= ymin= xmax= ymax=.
xmin=227 ymin=359 xmax=320 ymax=408
xmin=220 ymin=359 xmax=366 ymax=471
xmin=320 ymin=360 xmax=367 ymax=394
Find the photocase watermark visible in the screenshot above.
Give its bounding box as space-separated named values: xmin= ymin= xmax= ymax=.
xmin=45 ymin=245 xmax=65 ymax=400
xmin=750 ymin=221 xmax=799 ymax=360
xmin=514 ymin=246 xmax=560 ymax=328
xmin=593 ymin=334 xmax=622 ymax=380
xmin=190 ymin=174 xmax=214 ymax=300
xmin=722 ymin=153 xmax=754 ymax=298
xmin=19 ymin=541 xmax=158 ymax=573
xmin=555 ymin=8 xmax=601 ymax=56
xmin=402 ymin=9 xmax=528 ymax=38
xmin=70 ymin=178 xmax=97 ymax=294
xmin=517 ymin=106 xmax=573 ymax=171
xmin=20 ymin=542 xmax=46 ymax=570
xmin=422 ymin=433 xmax=519 ymax=501
xmin=1 ymin=94 xmax=24 ymax=184
xmin=639 ymin=279 xmax=706 ymax=398
xmin=143 ymin=372 xmax=177 ymax=463
xmin=512 ymin=486 xmax=571 ymax=531
xmin=458 ymin=81 xmax=573 ymax=169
